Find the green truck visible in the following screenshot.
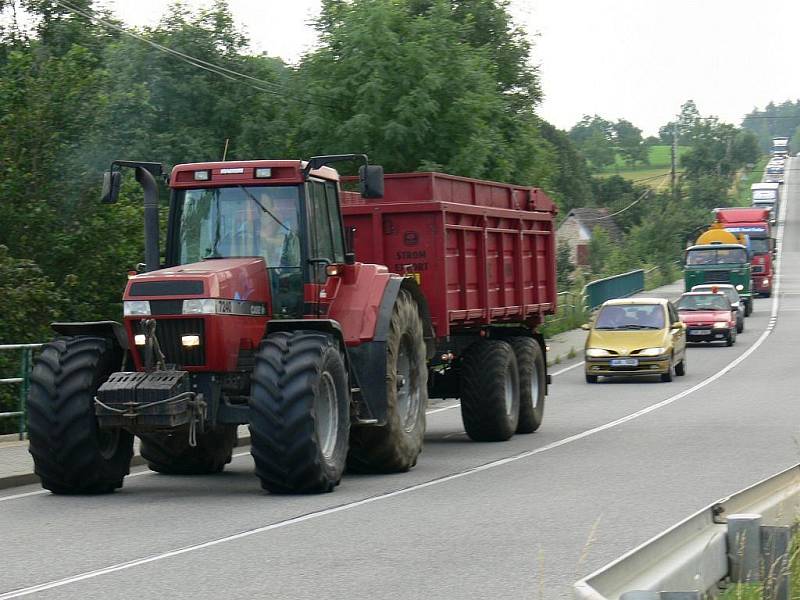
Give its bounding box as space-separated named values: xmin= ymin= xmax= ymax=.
xmin=684 ymin=243 xmax=752 ymax=316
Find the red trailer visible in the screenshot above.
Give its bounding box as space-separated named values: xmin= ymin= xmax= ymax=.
xmin=714 ymin=207 xmax=774 ymax=297
xmin=342 ymin=172 xmax=557 ymax=437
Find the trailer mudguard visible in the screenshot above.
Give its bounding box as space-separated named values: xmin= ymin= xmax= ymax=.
xmin=51 ymin=321 xmax=129 ymax=351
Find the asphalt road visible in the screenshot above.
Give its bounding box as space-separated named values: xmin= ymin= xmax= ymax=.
xmin=2 ymin=162 xmax=799 ymax=600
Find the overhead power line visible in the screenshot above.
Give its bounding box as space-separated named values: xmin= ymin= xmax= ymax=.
xmin=51 ymin=0 xmax=340 ymax=110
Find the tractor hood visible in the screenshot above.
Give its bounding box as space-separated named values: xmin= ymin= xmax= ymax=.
xmin=124 ymin=258 xmax=270 ymax=301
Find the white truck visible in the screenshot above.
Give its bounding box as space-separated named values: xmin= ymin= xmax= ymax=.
xmin=751 ymin=182 xmax=780 ymax=224
xmin=771 ymin=136 xmax=790 ymax=157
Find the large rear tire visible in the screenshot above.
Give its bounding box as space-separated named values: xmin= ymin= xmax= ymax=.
xmin=348 ymin=290 xmax=428 ymax=473
xmin=140 ymin=426 xmax=237 ymax=475
xmin=249 ymin=331 xmax=350 ymax=494
xmin=509 ymin=337 xmax=545 ymax=434
xmin=27 ymin=336 xmax=133 ymax=494
xmin=460 ymin=340 xmax=519 ymax=442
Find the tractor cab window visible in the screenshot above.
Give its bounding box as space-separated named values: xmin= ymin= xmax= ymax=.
xmin=306 ymin=179 xmax=345 ymax=282
xmin=178 ymin=186 xmax=302 ymax=267
xmin=176 ymin=185 xmax=304 ymax=317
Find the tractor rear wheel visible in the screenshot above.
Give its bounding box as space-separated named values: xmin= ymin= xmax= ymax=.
xmin=27 ymin=336 xmax=133 ymax=494
xmin=460 ymin=340 xmax=520 ymax=441
xmin=140 ymin=425 xmax=237 ymax=475
xmin=249 ymin=331 xmax=350 ymax=494
xmin=509 ymin=337 xmax=546 ymax=434
xmin=348 ymin=290 xmax=428 ymax=473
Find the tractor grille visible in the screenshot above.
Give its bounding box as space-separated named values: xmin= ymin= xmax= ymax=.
xmin=134 ymin=318 xmax=205 ymax=367
xmin=703 ymin=270 xmax=730 ymax=283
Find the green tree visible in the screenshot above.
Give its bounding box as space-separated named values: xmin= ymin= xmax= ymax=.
xmin=588 ymin=226 xmax=611 ymax=274
xmin=614 ymin=119 xmax=648 ymax=167
xmin=556 ymin=239 xmax=574 ymax=291
xmin=297 ymin=0 xmax=554 ymax=185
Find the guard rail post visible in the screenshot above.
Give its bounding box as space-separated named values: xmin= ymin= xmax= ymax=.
xmin=727 ymin=513 xmax=762 ymax=584
xmin=761 ymin=525 xmax=791 ymax=600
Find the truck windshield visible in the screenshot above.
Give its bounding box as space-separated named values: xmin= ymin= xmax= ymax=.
xmin=594 ymin=304 xmax=665 ymax=330
xmin=177 ymin=186 xmax=301 ymax=267
xmin=750 ymin=238 xmax=770 ymax=254
xmin=686 ymin=248 xmax=747 ymax=265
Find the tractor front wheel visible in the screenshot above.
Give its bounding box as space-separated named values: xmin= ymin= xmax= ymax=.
xmin=27 ymin=336 xmax=133 ymax=494
xmin=249 ymin=331 xmax=350 ymax=494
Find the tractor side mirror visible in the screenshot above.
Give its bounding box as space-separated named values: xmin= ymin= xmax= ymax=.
xmin=359 ymin=164 xmax=384 ymax=199
xmin=101 ymin=171 xmax=121 ymax=203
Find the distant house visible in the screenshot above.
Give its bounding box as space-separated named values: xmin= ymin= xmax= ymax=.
xmin=556 ymin=207 xmax=623 ymax=267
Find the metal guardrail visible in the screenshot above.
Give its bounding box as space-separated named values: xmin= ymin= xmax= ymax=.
xmin=583 ymin=269 xmax=646 ymax=311
xmin=0 ymin=343 xmax=42 ymax=440
xmin=574 ymin=464 xmax=800 ymax=599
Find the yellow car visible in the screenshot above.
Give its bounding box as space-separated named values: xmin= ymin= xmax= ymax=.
xmin=583 ymin=297 xmax=687 ymax=383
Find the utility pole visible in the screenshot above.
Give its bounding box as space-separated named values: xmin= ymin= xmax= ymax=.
xmin=671 ymin=117 xmax=679 ymax=197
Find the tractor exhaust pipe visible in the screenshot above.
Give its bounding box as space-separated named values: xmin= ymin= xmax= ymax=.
xmin=101 ymin=161 xmax=165 ymax=273
xmin=136 ymin=167 xmax=160 ymax=272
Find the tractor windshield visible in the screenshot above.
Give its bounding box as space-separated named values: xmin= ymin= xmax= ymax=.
xmin=177 ymin=185 xmax=304 ymax=317
xmin=177 ymin=186 xmax=301 ymax=267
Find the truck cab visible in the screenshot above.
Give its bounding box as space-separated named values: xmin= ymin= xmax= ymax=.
xmin=714 ymin=207 xmax=774 ymax=297
xmin=684 ymin=243 xmax=752 ymax=316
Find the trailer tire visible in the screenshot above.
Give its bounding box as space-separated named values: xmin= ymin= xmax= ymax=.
xmin=27 ymin=336 xmax=133 ymax=494
xmin=249 ymin=331 xmax=349 ymax=494
xmin=509 ymin=337 xmax=545 ymax=434
xmin=140 ymin=426 xmax=237 ymax=475
xmin=348 ymin=290 xmax=428 ymax=473
xmin=460 ymin=340 xmax=519 ymax=442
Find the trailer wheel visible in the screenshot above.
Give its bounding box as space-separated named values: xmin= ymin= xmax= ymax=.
xmin=509 ymin=337 xmax=545 ymax=434
xmin=249 ymin=331 xmax=350 ymax=494
xmin=460 ymin=340 xmax=519 ymax=442
xmin=140 ymin=425 xmax=237 ymax=475
xmin=27 ymin=336 xmax=133 ymax=494
xmin=348 ymin=290 xmax=428 ymax=473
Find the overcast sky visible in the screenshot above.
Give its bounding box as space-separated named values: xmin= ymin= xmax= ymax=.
xmin=97 ymin=0 xmax=800 ymax=135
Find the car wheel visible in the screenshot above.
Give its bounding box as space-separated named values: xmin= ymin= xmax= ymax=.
xmin=660 ymin=358 xmax=673 ymax=382
xmin=675 ymin=354 xmax=686 ymax=376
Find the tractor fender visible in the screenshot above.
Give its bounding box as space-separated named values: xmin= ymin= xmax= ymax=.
xmin=51 ymin=321 xmax=129 ymax=351
xmin=346 ymin=276 xmax=434 ymax=425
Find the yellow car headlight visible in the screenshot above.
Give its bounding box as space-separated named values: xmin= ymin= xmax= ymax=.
xmin=713 ymin=321 xmax=729 ymax=329
xmin=586 ymin=348 xmax=612 ymax=358
xmin=637 ymin=347 xmax=667 ymax=357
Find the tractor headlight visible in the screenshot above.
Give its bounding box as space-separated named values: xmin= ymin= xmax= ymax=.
xmin=762 ymin=278 xmax=769 ymax=286
xmin=182 ymin=299 xmax=217 ymax=314
xmin=123 ymin=300 xmax=151 ymax=316
xmin=713 ymin=321 xmax=729 ymax=329
xmin=638 ymin=347 xmax=667 ymax=357
xmin=586 ymin=348 xmax=612 ymax=358
xmin=735 ymin=284 xmax=744 ymax=291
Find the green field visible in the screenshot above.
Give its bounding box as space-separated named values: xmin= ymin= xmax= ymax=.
xmin=598 ymin=145 xmax=689 ymax=188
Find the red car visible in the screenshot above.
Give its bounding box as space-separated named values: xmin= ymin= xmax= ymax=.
xmin=676 ymin=291 xmax=737 ymax=346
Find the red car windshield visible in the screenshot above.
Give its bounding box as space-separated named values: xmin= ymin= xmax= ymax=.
xmin=677 ymin=294 xmax=730 ymax=311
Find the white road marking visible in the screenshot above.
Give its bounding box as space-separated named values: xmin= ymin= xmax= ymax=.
xmin=550 ymin=361 xmax=585 ymax=376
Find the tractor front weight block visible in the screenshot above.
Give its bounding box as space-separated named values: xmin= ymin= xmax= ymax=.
xmin=95 ymin=370 xmax=203 ymax=431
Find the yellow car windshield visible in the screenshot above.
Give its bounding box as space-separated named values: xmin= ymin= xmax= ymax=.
xmin=595 ymin=304 xmax=664 ymax=330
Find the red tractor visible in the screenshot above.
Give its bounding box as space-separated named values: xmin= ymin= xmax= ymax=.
xmin=26 ymin=156 xmax=557 ymax=495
